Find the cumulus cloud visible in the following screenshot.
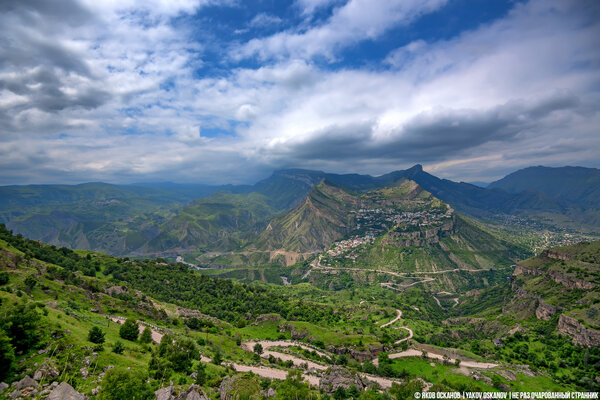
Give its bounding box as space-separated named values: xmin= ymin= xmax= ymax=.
xmin=294 ymin=0 xmax=339 ymax=16
xmin=232 ymin=0 xmax=448 ymax=61
xmin=0 ymin=0 xmax=599 ymax=185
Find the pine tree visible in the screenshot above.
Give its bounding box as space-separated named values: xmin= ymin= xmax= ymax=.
xmin=88 ymin=326 xmax=106 ymax=344
xmin=119 ymin=319 xmax=139 ymax=341
xmin=139 ymin=327 xmax=152 ymax=344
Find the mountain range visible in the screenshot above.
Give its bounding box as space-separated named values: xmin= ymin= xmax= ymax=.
xmin=1 ymin=165 xmax=598 ymax=262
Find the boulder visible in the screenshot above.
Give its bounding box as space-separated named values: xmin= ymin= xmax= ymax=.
xmin=47 ymin=382 xmax=85 ymax=400
xmin=33 ymin=360 xmax=60 ymax=381
xmin=155 ymin=385 xmax=174 ymax=400
xmin=0 ymin=382 xmax=8 ymax=394
xmin=319 ymin=366 xmax=366 ymax=394
xmin=14 ymin=376 xmax=39 ymax=390
xmin=175 ymin=384 xmax=208 ymax=400
xmin=219 ymin=376 xmax=234 ymax=400
xmin=535 ymin=300 xmax=557 ymax=321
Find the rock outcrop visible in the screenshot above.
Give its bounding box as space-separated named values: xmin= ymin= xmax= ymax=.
xmin=558 ymin=314 xmax=600 ymax=347
xmin=14 ymin=376 xmax=38 ymax=390
xmin=382 ymin=220 xmax=455 ymax=247
xmin=175 ymin=384 xmax=208 ymax=400
xmin=543 ymin=250 xmax=572 ymax=261
xmin=514 ymin=264 xmax=597 ymax=290
xmin=278 ymin=324 xmax=309 ymax=340
xmin=319 ymin=366 xmax=366 ymax=394
xmin=47 ymin=382 xmax=85 ymax=400
xmin=535 ymin=299 xmax=558 ymax=321
xmin=177 ymin=307 xmax=222 ymax=325
xmin=33 ymin=360 xmax=60 ymax=381
xmin=155 ymin=385 xmax=174 ymax=400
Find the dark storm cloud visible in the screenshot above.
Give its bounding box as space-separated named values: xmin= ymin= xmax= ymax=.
xmin=0 ymin=0 xmax=93 ymax=24
xmin=0 ymin=67 xmax=110 ymax=114
xmin=0 ymin=0 xmax=109 ymax=133
xmin=271 ymin=92 xmax=582 ymax=164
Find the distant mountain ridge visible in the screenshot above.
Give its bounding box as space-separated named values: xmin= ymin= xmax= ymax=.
xmin=201 ymin=178 xmax=526 ymax=277
xmin=488 ymin=165 xmax=600 ymax=207
xmin=1 ymin=164 xmax=598 ymax=257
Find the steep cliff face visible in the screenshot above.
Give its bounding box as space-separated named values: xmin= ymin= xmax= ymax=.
xmin=381 ymin=219 xmax=456 ymax=247
xmin=544 ymin=249 xmax=572 ymax=261
xmin=509 ymin=240 xmax=600 ymax=346
xmin=536 ymin=300 xmax=558 ymax=321
xmin=558 ymin=315 xmax=600 ymax=347
xmin=504 ymin=286 xmax=560 ymax=321
xmin=514 ymin=264 xmax=598 ymax=290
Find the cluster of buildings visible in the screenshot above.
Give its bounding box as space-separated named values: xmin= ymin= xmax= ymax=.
xmin=388 ymin=210 xmax=453 ymax=227
xmin=352 ymin=207 xmax=453 ymax=233
xmin=326 ymin=235 xmax=375 ymax=258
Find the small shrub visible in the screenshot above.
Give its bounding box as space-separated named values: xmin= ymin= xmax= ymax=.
xmin=88 ymin=326 xmax=106 ymax=344
xmin=112 ymin=341 xmax=124 ymax=354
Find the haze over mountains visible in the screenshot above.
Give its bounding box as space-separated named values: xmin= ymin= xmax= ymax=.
xmin=1 ymin=165 xmax=598 ymax=261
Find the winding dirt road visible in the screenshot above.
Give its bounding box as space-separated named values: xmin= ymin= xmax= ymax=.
xmin=378 ymin=309 xmax=414 ymax=344
xmin=380 ymin=309 xmax=403 ymax=328
xmin=110 ymin=309 xmax=495 ymax=390
xmin=386 ymin=349 xmax=497 ymax=369
xmin=374 ymin=311 xmax=493 ymax=369
xmin=242 ymin=339 xmax=403 ymax=389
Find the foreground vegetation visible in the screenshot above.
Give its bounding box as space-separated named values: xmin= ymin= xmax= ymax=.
xmin=1 ymin=224 xmax=599 ymax=399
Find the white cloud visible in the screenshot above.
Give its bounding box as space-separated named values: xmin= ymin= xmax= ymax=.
xmin=0 ymin=0 xmax=599 ymax=185
xmin=248 ymin=13 xmax=282 ymax=28
xmin=232 ymin=0 xmax=448 ymax=61
xmin=294 ymin=0 xmax=339 ymax=16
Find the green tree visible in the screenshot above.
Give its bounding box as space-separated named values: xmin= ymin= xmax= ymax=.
xmin=119 ymin=319 xmax=139 ymax=341
xmin=88 ymin=326 xmax=106 ymax=344
xmin=362 ymin=361 xmax=376 ymax=374
xmin=333 ymin=386 xmax=347 ymax=400
xmin=98 ymin=368 xmax=153 ymax=400
xmin=168 ymin=338 xmax=199 ymax=373
xmin=0 ymin=330 xmax=15 ymax=380
xmin=24 ymin=275 xmax=37 ymax=292
xmin=254 ymin=343 xmax=263 ymax=355
xmin=378 ymin=352 xmax=390 ymax=365
xmin=277 ymin=370 xmax=311 ymax=400
xmin=0 ymin=301 xmax=42 ymax=352
xmin=148 ymin=354 xmax=172 ymax=381
xmin=139 ymin=327 xmax=152 ymax=344
xmin=155 ymin=335 xmax=199 ymax=373
xmin=195 ymin=362 xmax=206 ymax=385
xmin=0 ymin=272 xmax=9 ymax=285
xmin=112 ymin=341 xmax=124 ymax=354
xmin=212 ymin=349 xmax=222 ymax=365
xmin=390 ymin=379 xmax=423 ymax=400
xmin=347 ymin=385 xmax=360 ymax=398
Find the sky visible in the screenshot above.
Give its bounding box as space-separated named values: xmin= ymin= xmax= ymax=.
xmin=0 ymin=0 xmax=599 ymax=185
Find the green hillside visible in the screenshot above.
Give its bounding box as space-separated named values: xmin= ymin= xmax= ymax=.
xmin=2 ymin=166 xmax=598 ymax=262
xmin=253 ymin=181 xmax=358 ymax=253
xmin=142 ymin=192 xmax=277 ymax=255
xmin=502 ymin=241 xmax=600 ymax=345
xmin=2 ymin=224 xmax=598 ymax=397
